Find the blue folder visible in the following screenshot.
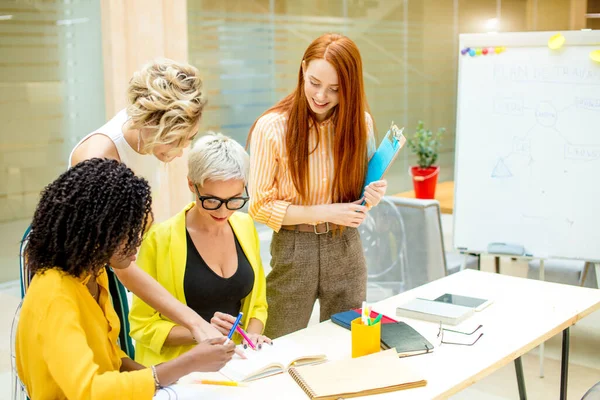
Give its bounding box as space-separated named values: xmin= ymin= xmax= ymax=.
xmin=362 ymin=123 xmax=406 ymax=199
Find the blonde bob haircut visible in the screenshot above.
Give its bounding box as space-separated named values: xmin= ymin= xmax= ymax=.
xmin=126 ymin=58 xmax=207 ymax=152
xmin=188 ymin=132 xmax=249 ymax=186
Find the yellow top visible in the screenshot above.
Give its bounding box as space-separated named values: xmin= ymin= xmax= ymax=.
xmin=16 ymin=268 xmax=155 ymax=400
xmin=129 ymin=203 xmax=268 ymax=366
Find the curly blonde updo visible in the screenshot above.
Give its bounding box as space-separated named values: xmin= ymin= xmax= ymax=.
xmin=126 ymin=59 xmax=207 ymax=151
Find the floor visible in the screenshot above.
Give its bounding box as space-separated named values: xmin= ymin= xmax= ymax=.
xmin=0 ymin=214 xmax=598 ymax=399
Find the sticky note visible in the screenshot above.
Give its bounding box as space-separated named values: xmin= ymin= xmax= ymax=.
xmin=548 ymin=33 xmax=565 ymax=50
xmin=590 ymin=50 xmax=600 ymax=63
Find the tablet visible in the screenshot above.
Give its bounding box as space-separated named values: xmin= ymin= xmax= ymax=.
xmin=433 ymin=293 xmax=493 ymax=312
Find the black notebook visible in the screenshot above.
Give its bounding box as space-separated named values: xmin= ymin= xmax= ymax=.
xmin=380 ymin=322 xmax=434 ymax=357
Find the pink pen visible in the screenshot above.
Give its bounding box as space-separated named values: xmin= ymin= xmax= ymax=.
xmin=236 ymin=326 xmax=257 ymax=350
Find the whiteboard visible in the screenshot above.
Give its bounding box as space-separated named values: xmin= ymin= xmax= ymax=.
xmin=454 ymin=31 xmax=600 ymax=261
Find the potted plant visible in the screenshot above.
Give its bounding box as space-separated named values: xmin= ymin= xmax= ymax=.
xmin=406 ymin=120 xmax=445 ymax=199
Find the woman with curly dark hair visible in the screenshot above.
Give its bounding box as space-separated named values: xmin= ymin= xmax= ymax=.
xmin=15 ymin=158 xmax=235 ymax=400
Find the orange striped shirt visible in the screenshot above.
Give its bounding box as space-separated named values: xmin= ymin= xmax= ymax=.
xmin=248 ymin=112 xmax=375 ymax=232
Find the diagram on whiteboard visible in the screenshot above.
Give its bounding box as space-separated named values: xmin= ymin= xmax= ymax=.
xmin=491 ymin=98 xmax=600 ymax=180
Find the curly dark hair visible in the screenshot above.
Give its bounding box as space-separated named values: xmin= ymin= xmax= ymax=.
xmin=25 ymin=158 xmax=153 ymax=277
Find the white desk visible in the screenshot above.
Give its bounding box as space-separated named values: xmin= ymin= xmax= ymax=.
xmin=159 ymin=270 xmax=600 ymax=400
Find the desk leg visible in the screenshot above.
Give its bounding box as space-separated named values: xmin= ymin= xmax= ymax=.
xmin=514 ymin=357 xmax=527 ymax=400
xmin=495 ymin=256 xmax=500 ymax=274
xmin=560 ymin=327 xmax=570 ymax=400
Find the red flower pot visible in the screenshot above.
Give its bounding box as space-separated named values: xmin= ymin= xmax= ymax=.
xmin=410 ymin=166 xmax=439 ymax=199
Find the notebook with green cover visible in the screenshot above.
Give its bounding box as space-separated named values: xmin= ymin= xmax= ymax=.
xmin=380 ymin=321 xmax=434 ymax=357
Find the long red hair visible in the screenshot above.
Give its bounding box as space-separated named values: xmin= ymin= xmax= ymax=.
xmin=248 ymin=33 xmax=370 ymax=203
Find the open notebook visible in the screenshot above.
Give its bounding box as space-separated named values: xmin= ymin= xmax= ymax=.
xmin=219 ymin=342 xmax=327 ymax=382
xmin=289 ymin=349 xmax=426 ymax=400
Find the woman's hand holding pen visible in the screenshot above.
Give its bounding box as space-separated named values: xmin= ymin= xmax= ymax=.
xmin=211 ymin=312 xmax=271 ymax=351
xmin=210 ymin=312 xmax=237 ymax=336
xmin=242 ymin=332 xmax=272 ymax=350
xmin=363 ymin=180 xmax=387 ymax=209
xmin=185 ymin=337 xmax=236 ymax=372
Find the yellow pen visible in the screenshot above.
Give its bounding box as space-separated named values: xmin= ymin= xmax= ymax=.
xmin=194 ymin=379 xmax=247 ymax=387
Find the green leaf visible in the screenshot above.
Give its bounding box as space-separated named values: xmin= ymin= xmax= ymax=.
xmin=407 ymin=120 xmax=445 ymax=168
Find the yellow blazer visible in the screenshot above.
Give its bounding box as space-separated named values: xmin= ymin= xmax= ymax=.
xmin=16 ymin=268 xmax=155 ymax=400
xmin=129 ymin=202 xmax=268 ymax=366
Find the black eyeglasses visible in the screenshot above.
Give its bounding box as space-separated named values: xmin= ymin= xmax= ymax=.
xmin=436 ymin=322 xmax=483 ymax=346
xmin=193 ymin=185 xmax=249 ymax=211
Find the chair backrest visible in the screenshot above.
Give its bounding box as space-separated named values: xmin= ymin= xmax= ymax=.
xmin=384 ymin=197 xmax=447 ymax=289
xmin=581 ymin=381 xmax=600 ymax=400
xmin=105 ymin=268 xmax=136 ymax=359
xmin=359 ymin=197 xmax=408 ymax=300
xmin=19 ymin=226 xmax=32 ymax=299
xmin=11 ymin=301 xmax=28 ymax=400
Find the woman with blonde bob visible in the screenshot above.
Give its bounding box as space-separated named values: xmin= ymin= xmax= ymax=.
xmin=130 ymin=133 xmax=269 ymax=366
xmin=248 ymin=33 xmax=387 ymax=338
xmin=69 ymin=59 xmax=222 ymax=350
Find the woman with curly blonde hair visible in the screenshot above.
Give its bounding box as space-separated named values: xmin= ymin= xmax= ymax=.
xmin=69 ymin=59 xmax=226 ymax=352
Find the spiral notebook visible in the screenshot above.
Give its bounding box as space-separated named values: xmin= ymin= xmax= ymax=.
xmin=288 ymin=349 xmax=426 ymax=400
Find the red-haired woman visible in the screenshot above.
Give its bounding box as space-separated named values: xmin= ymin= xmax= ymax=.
xmin=248 ymin=33 xmax=387 ymax=338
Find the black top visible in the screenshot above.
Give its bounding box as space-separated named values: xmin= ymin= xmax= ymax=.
xmin=183 ymin=227 xmax=254 ymax=322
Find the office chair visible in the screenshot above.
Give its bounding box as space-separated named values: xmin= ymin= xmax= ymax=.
xmin=359 ymin=197 xmax=409 ymax=301
xmin=10 ymin=301 xmax=28 ymax=400
xmin=582 ymin=381 xmax=600 ymax=400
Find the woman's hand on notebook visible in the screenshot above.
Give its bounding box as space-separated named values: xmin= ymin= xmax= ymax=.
xmin=363 ymin=180 xmax=387 ymax=208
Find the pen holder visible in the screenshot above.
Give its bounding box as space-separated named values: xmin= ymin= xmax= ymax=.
xmin=351 ymin=317 xmax=381 ymax=358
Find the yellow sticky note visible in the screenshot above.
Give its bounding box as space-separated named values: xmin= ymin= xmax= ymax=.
xmin=548 ymin=33 xmax=565 ymax=50
xmin=590 ymin=50 xmax=600 ymax=63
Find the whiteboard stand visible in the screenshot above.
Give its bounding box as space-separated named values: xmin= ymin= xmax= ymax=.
xmin=579 ymin=262 xmax=600 ymax=288
xmin=461 ymin=253 xmax=469 ymax=271
xmin=539 ymin=258 xmax=545 ymax=378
